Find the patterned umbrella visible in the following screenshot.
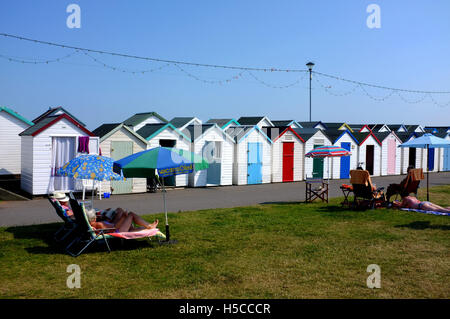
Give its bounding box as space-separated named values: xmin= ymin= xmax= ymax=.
xmin=57 ymin=155 xmax=124 ymax=208
xmin=305 ymin=146 xmax=351 ymax=158
xmin=305 ymin=146 xmax=351 ymax=183
xmin=57 ymin=154 xmax=123 ymax=181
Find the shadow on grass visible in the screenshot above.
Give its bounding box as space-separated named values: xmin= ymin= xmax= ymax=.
xmin=4 ymin=223 xmax=160 ymax=256
xmin=260 ymin=201 xmax=306 ymax=205
xmin=395 ymin=221 xmax=450 ymax=231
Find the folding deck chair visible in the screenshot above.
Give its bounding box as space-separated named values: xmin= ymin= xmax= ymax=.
xmin=386 ymin=168 xmax=424 ymax=202
xmin=48 ymin=197 xmax=78 ymax=243
xmin=65 ymin=192 xmax=166 ymax=257
xmin=349 ymin=170 xmax=386 ymax=210
xmin=305 ymin=178 xmax=329 ymax=203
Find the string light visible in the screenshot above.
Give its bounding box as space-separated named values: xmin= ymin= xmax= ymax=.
xmin=1 ymin=32 xmax=450 ymax=107
xmin=0 ymin=50 xmax=79 ymax=64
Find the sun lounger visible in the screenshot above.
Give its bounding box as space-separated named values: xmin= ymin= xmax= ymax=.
xmin=48 ymin=197 xmax=78 ymax=243
xmin=65 ymin=192 xmax=166 ymax=257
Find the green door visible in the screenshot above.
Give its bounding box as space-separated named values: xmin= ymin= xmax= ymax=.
xmin=312 ymin=144 xmax=324 ymax=178
xmin=110 ymin=141 xmax=133 ymax=194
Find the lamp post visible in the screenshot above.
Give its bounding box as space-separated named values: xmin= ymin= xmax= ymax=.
xmin=306 ymin=62 xmax=315 ymax=122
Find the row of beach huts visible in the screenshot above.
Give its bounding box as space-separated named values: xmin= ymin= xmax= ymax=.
xmin=1 ymin=106 xmax=449 ymax=197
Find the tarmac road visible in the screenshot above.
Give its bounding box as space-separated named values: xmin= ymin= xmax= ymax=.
xmin=0 ymin=172 xmax=449 ymax=227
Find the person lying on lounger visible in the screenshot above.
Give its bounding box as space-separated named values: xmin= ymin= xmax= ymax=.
xmin=86 ymin=208 xmax=159 ymax=233
xmin=392 ymin=196 xmax=450 ymax=213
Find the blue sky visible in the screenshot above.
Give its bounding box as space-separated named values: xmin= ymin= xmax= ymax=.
xmin=0 ymin=0 xmax=449 ymax=130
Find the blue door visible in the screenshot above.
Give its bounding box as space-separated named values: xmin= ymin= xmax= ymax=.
xmin=428 ymin=148 xmax=435 ymax=171
xmin=340 ymin=142 xmax=351 ymax=179
xmin=444 ymin=148 xmax=450 ymax=171
xmin=247 ymin=142 xmax=262 ymax=184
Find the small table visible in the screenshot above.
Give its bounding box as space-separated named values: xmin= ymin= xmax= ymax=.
xmin=305 ymin=178 xmax=329 ymax=203
xmin=340 ymin=186 xmax=353 ymax=207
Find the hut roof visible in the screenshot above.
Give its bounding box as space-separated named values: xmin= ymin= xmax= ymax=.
xmin=31 ymin=106 xmax=86 ymax=127
xmin=122 ymin=112 xmax=168 ymax=127
xmin=19 ymin=113 xmax=94 ymax=137
xmin=0 ymin=106 xmax=34 ymax=126
xmin=136 ymin=123 xmax=189 ymax=142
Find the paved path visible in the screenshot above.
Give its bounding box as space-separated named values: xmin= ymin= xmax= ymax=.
xmin=1 ymin=172 xmax=449 ymax=227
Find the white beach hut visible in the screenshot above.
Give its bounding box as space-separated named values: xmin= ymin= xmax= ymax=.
xmin=182 ymin=123 xmax=235 ymax=187
xmin=292 ymin=128 xmax=332 ymax=180
xmin=352 ymin=131 xmax=382 ymax=176
xmin=374 ymin=131 xmax=402 ymax=176
xmin=325 ymin=130 xmax=360 ymax=179
xmin=0 ymin=107 xmax=34 ymax=176
xmin=19 ymin=111 xmax=99 ymax=196
xmin=136 ymin=123 xmax=191 ymax=187
xmin=226 ymin=125 xmax=273 ymax=185
xmin=262 ymin=126 xmax=305 ymax=183
xmin=92 ymin=123 xmax=149 ymax=194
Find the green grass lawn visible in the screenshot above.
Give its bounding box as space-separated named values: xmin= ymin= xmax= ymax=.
xmin=0 ymin=186 xmax=449 ymax=299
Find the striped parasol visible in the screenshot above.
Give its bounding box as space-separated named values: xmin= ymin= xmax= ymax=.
xmin=305 ymin=145 xmax=351 ymax=158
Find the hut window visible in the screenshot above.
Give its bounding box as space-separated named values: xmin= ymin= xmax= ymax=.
xmin=314 ymin=139 xmax=324 ymax=144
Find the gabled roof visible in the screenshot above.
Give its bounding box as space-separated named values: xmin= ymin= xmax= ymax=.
xmin=387 ymin=124 xmax=407 ymax=132
xmin=32 ymin=107 xmax=86 ymax=127
xmin=136 ymin=123 xmax=190 ymax=142
xmin=291 ymin=128 xmax=329 ymax=142
xmin=368 ymin=124 xmax=390 ymax=132
xmin=226 ymin=125 xmax=273 ymax=144
xmin=237 ymin=116 xmax=273 ymax=126
xmin=182 ymin=123 xmax=235 ymax=143
xmin=373 ymin=131 xmax=402 ymax=144
xmin=324 ymin=129 xmax=359 ymax=145
xmin=205 ymin=118 xmax=240 ymax=129
xmin=352 ymin=131 xmax=381 ymax=145
xmin=395 ymin=132 xmax=418 ymax=143
xmin=19 ymin=113 xmax=94 ymax=137
xmin=405 ymin=124 xmax=424 ymax=133
xmin=297 ymin=121 xmax=327 ymax=129
xmin=347 ymin=124 xmax=365 ymax=132
xmin=92 ymin=123 xmax=149 ymax=144
xmin=169 ymin=117 xmax=201 ymax=129
xmin=321 ymin=122 xmax=353 ymax=132
xmin=0 ymin=106 xmax=34 ymax=126
xmin=122 ymin=112 xmax=168 ymax=127
xmin=261 ymin=126 xmax=305 ymax=143
xmin=271 ymin=120 xmax=302 ymax=128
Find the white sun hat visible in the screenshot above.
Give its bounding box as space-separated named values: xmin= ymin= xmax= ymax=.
xmin=51 ymin=191 xmax=70 ymax=202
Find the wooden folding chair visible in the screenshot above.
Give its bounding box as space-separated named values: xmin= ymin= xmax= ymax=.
xmin=305 ymin=178 xmax=329 ymax=203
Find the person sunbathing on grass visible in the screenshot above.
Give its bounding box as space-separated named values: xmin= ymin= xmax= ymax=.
xmin=86 ymin=209 xmax=159 ymax=233
xmin=392 ymin=196 xmax=450 ymax=213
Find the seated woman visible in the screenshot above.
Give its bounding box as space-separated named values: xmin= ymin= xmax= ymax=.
xmin=393 ymin=196 xmax=450 ymax=213
xmin=51 ymin=192 xmax=74 ymax=219
xmin=86 ymin=208 xmax=159 ymax=233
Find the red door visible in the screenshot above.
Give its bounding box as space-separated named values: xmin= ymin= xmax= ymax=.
xmin=282 ymin=142 xmax=294 ymax=182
